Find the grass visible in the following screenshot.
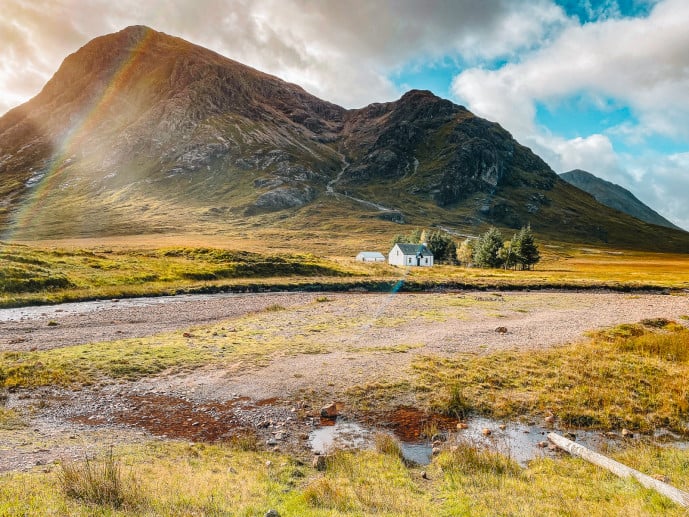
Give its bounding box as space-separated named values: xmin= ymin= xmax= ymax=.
xmin=413 ymin=321 xmax=689 ymax=433
xmin=0 ymin=407 xmax=26 ymax=430
xmin=1 ymin=237 xmax=689 ymax=308
xmin=57 ymin=448 xmax=138 ymax=509
xmin=1 ymin=440 xmax=689 ymax=515
xmin=0 ymin=300 xmax=348 ymax=388
xmin=0 ymin=242 xmax=355 ymax=308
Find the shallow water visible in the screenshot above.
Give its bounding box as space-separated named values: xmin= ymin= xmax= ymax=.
xmin=308 ymin=414 xmax=689 ymax=467
xmin=0 ymin=292 xmax=297 ymax=322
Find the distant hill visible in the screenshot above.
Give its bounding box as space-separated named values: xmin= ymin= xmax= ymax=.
xmin=560 ymin=170 xmax=681 ymax=230
xmin=1 ymin=25 xmax=688 ymax=252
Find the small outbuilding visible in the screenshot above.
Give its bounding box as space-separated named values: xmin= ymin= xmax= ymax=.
xmin=356 ymin=251 xmax=386 ymax=262
xmin=388 ymin=243 xmax=434 ymax=267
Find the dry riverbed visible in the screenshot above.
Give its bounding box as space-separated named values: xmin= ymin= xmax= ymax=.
xmin=1 ymin=290 xmax=688 ymax=472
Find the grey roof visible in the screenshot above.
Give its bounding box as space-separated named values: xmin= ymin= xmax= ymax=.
xmin=357 ymin=251 xmax=385 ymax=258
xmin=392 ymin=243 xmax=433 ymax=256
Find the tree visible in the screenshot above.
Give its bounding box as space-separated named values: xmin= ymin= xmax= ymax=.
xmin=457 ymin=238 xmax=474 ymax=267
xmin=425 ymin=230 xmax=457 ymax=264
xmin=498 ymin=240 xmax=518 ymax=269
xmin=390 ymin=228 xmax=423 ymax=247
xmin=473 ymin=227 xmax=504 ymax=268
xmin=512 ymin=225 xmax=540 ymax=270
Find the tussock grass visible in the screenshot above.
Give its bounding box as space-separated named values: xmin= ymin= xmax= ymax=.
xmin=437 ymin=440 xmax=522 ymax=478
xmin=1 ymin=440 xmax=689 ymax=515
xmin=414 ymin=322 xmax=689 ymax=433
xmin=373 ymin=432 xmax=404 ymax=460
xmin=302 ymin=450 xmax=431 ymax=514
xmin=0 ymin=408 xmax=26 ymax=430
xmin=57 ymin=448 xmax=139 ymax=509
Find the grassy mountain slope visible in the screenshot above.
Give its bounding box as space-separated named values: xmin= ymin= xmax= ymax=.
xmin=0 ymin=26 xmax=688 ymax=252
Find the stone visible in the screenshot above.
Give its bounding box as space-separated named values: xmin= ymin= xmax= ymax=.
xmin=320 ymin=402 xmax=339 ymax=418
xmin=274 ymin=431 xmax=286 ymax=441
xmin=621 ymin=428 xmax=633 ymax=438
xmin=432 ymin=447 xmax=441 ymax=455
xmin=653 ymin=474 xmax=670 ymax=483
xmin=456 ymin=422 xmax=468 ymax=430
xmin=312 ymin=455 xmax=327 ymax=471
xmin=544 ymin=415 xmax=555 ymax=424
xmin=421 ymin=471 xmax=429 ymax=480
xmin=266 ymin=438 xmax=278 ymax=446
xmin=482 ymin=428 xmax=492 ymax=436
xmin=495 ymin=326 xmax=508 ymax=334
xmin=498 ymin=424 xmax=507 ymax=431
xmin=564 ymin=432 xmax=576 ymax=441
xmin=537 ymin=441 xmax=548 ymax=448
xmin=265 ymin=510 xmax=280 ymax=517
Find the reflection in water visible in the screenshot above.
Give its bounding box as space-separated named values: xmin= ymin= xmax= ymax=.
xmin=308 ymin=415 xmax=689 ymax=467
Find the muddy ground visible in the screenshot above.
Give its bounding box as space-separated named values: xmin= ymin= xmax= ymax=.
xmin=1 ymin=290 xmax=688 ymax=471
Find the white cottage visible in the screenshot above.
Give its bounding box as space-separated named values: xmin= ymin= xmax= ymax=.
xmin=388 ymin=243 xmax=434 ymax=267
xmin=356 ymin=251 xmax=386 ymax=262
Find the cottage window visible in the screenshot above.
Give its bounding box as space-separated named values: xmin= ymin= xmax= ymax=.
xmin=424 ymin=258 xmax=428 ymax=264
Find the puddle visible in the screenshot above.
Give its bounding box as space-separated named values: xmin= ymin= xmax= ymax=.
xmin=309 ymin=419 xmax=372 ymax=454
xmin=308 ymin=410 xmax=689 ymax=467
xmin=399 ymin=442 xmax=433 ymax=465
xmin=0 ymin=292 xmax=300 ymax=322
xmin=458 ymin=417 xmax=617 ymax=466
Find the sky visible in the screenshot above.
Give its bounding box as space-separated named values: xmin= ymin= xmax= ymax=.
xmin=2 ymin=0 xmax=689 ymax=230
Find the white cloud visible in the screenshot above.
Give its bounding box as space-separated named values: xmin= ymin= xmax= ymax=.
xmin=454 ymin=0 xmax=689 ymax=141
xmin=452 ymin=0 xmax=689 ymax=230
xmin=623 ymin=152 xmax=689 ymax=230
xmin=0 ymin=0 xmax=568 ymax=114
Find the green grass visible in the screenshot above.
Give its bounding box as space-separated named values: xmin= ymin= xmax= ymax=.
xmin=2 ymin=236 xmax=689 ymax=308
xmin=1 ymin=440 xmax=688 ymax=515
xmin=413 ymin=321 xmax=689 ymax=433
xmin=0 ymin=300 xmax=347 ymax=388
xmin=0 ymin=242 xmax=356 ymax=308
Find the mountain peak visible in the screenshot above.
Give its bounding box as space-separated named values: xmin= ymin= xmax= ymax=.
xmin=1 ymin=27 xmax=688 ymax=251
xmin=560 ymin=169 xmax=681 ymax=230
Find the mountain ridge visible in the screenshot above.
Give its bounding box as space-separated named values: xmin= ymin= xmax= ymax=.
xmin=560 ymin=169 xmax=681 ymax=231
xmin=1 ymin=25 xmax=688 ymax=252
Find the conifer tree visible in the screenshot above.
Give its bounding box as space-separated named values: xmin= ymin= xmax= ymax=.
xmin=473 ymin=227 xmax=504 ymax=268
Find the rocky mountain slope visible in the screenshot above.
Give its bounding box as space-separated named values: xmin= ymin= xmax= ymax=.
xmin=1 ymin=25 xmax=688 ymax=251
xmin=560 ymin=169 xmax=681 ymax=230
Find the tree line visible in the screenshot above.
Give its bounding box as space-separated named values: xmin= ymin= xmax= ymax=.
xmin=459 ymin=226 xmax=540 ymax=269
xmin=392 ymin=226 xmax=540 ymax=269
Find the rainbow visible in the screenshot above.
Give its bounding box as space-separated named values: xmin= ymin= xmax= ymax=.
xmin=5 ymin=27 xmax=156 ymax=240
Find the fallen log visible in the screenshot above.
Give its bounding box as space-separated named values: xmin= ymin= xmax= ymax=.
xmin=547 ymin=432 xmax=689 ymax=508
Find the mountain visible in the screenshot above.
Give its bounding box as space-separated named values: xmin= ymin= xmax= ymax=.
xmin=1 ymin=25 xmax=688 ymax=252
xmin=560 ymin=169 xmax=681 ymax=230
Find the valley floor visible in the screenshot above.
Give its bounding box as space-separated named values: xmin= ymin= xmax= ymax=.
xmin=2 ymin=290 xmax=689 ymax=515
xmin=1 ymin=290 xmax=688 ymax=472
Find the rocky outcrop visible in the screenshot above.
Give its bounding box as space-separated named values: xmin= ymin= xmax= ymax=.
xmin=247 ymin=186 xmax=316 ymax=213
